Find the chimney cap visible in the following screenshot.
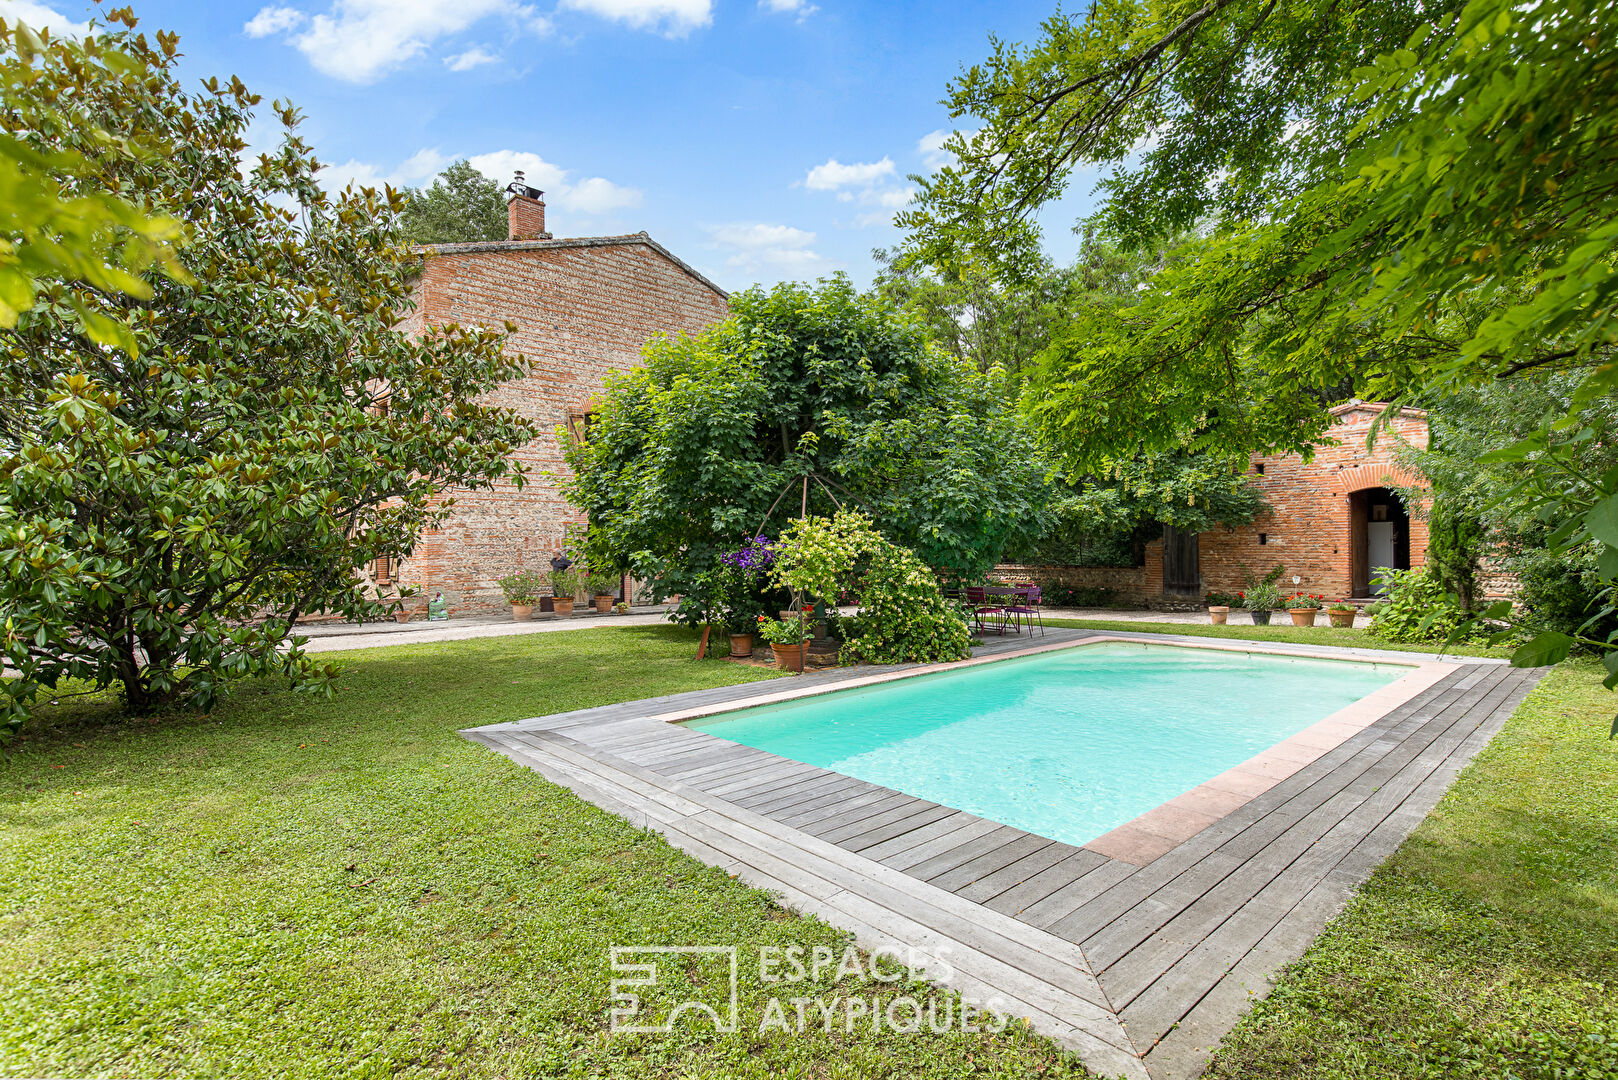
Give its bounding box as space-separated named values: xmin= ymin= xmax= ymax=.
xmin=506 ymin=170 xmax=543 ymax=201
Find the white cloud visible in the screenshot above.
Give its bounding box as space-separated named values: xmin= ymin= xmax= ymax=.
xmin=0 ymin=0 xmax=89 ymax=36
xmin=444 ymin=46 xmax=499 ymax=70
xmin=319 ymin=147 xmax=449 ymax=191
xmin=804 ymin=156 xmax=894 ymax=191
xmin=244 ymin=5 xmax=304 ymax=36
xmin=244 ymin=0 xmax=541 ymax=83
xmin=706 ymin=223 xmax=830 ymax=277
xmin=467 ymin=150 xmax=643 ymax=216
xmin=558 ymin=0 xmax=711 ymax=36
xmin=760 ymin=0 xmax=817 ymax=18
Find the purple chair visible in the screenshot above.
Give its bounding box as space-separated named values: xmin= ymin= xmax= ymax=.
xmin=962 ymin=586 xmax=1012 ymax=635
xmin=1003 ymin=585 xmax=1044 ymax=637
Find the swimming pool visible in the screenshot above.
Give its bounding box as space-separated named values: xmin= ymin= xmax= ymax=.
xmin=685 ymin=642 xmax=1406 ymax=848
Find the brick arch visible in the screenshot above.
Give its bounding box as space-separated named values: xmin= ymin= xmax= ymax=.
xmin=1330 ymin=463 xmax=1422 ymax=496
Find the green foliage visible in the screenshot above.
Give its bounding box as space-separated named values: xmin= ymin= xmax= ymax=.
xmin=900 ymin=0 xmax=1442 ymax=283
xmin=399 ymin=159 xmax=507 ymax=245
xmin=1041 ymin=582 xmax=1118 ymax=608
xmin=1367 ymin=568 xmax=1472 ymax=644
xmin=564 ymin=277 xmax=1046 ymax=592
xmin=497 ymin=570 xmax=546 ymax=605
xmin=1424 ymin=500 xmax=1486 ymax=611
xmin=906 ymin=0 xmax=1618 ymax=687
xmin=1238 ymin=564 xmax=1287 ymax=612
xmin=549 ymin=566 xmax=581 ymax=598
xmin=0 ymin=12 xmax=189 ymax=352
xmin=0 ymin=20 xmax=535 ymax=728
xmin=753 ymin=614 xmax=810 ymax=646
xmin=585 ymin=569 xmax=618 ymax=596
xmin=772 ymin=511 xmax=972 ymax=666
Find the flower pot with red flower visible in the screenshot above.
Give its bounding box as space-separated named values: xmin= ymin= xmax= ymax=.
xmin=1285 ymin=592 xmax=1325 ymax=626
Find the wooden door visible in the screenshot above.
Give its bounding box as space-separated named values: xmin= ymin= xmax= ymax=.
xmin=1162 ymin=525 xmax=1201 ymax=596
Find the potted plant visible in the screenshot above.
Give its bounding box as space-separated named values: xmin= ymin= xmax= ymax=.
xmin=727 ymin=612 xmax=756 ymax=659
xmin=497 ymin=570 xmax=545 ymax=621
xmin=1285 ymin=592 xmax=1325 ymax=626
xmin=756 ymin=614 xmax=810 ymax=671
xmin=1245 ymin=580 xmax=1280 ymax=625
xmin=587 ymin=570 xmax=617 ymax=613
xmin=614 ymin=601 xmax=630 ymax=615
xmin=549 ymin=567 xmax=580 ymax=616
xmin=1205 ymin=590 xmax=1235 ymax=625
xmin=1327 ymin=601 xmax=1358 ymax=628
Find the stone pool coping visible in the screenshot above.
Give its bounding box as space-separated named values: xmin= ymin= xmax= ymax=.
xmin=650 ymin=633 xmax=1458 ymax=865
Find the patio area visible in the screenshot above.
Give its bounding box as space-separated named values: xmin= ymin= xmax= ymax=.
xmin=464 ymin=629 xmax=1543 ymax=1080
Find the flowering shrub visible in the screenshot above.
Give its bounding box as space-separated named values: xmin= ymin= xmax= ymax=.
xmin=1285 ymin=592 xmax=1325 ymax=610
xmin=672 ymin=535 xmax=783 ymax=632
xmin=1205 ymin=590 xmax=1236 ymax=607
xmin=772 ymin=511 xmax=971 ymax=665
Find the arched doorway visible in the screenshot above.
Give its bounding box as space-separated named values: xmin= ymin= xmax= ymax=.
xmin=1349 ymin=487 xmax=1410 ymax=596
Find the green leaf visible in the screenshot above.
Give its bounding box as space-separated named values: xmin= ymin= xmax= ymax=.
xmin=1511 ymin=631 xmax=1574 ymax=669
xmin=1602 ymin=652 xmax=1618 ymax=691
xmin=1586 ymin=495 xmax=1618 ymax=549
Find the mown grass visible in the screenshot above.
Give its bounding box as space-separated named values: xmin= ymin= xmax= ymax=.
xmin=1044 ymin=617 xmax=1514 ymax=659
xmin=0 ymin=625 xmax=1091 ymax=1079
xmin=1208 ymin=657 xmax=1618 ymax=1079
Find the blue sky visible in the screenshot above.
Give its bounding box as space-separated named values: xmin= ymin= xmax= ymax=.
xmin=9 ymin=0 xmax=1106 ymax=292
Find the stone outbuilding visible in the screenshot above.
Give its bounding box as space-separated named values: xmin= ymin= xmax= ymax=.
xmin=385 ymin=180 xmax=729 ymax=614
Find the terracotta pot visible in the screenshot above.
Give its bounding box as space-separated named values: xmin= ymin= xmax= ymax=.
xmin=552 ymin=597 xmax=575 ymax=617
xmin=594 ymin=594 xmax=614 ymax=613
xmin=729 ymin=633 xmax=754 ymax=658
xmin=1208 ymin=606 xmax=1229 ymax=625
xmin=394 ymin=611 xmax=412 ymax=624
xmin=511 ymin=604 xmax=534 ymax=622
xmin=1250 ymin=609 xmax=1272 ymax=626
xmin=1288 ymin=608 xmax=1319 ymax=627
xmin=1328 ymin=609 xmax=1357 ymax=628
xmin=770 ymin=642 xmax=805 ymax=671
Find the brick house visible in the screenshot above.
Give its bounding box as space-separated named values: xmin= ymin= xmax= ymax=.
xmin=999 ymin=402 xmax=1432 ymax=605
xmin=387 ymin=182 xmax=729 ymax=614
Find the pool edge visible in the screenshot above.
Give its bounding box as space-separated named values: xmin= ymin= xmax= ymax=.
xmin=1082 ymin=658 xmax=1459 ymax=864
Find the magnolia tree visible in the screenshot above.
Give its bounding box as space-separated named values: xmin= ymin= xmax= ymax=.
xmin=0 ymin=16 xmax=535 ymax=726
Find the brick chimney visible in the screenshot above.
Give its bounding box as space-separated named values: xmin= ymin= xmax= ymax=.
xmin=506 ymin=170 xmax=549 ymax=240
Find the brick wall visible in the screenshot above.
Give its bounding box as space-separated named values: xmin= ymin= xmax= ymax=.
xmin=1198 ymin=403 xmax=1431 ymax=602
xmin=397 ymin=234 xmax=728 ymax=613
xmin=993 ymin=563 xmax=1154 ymax=606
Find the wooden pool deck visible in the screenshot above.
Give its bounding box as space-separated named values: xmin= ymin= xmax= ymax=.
xmin=462 ymin=629 xmax=1542 ymax=1080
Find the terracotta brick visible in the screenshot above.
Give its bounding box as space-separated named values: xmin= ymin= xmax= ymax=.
xmin=396 ymin=232 xmax=729 ymax=613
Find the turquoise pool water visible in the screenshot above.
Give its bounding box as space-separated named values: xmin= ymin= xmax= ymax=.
xmin=686 ymin=642 xmax=1404 ymax=847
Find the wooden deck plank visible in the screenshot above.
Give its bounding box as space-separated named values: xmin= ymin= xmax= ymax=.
xmin=925 ymin=832 xmax=1067 ymax=893
xmin=460 ymin=636 xmax=1540 ymax=1080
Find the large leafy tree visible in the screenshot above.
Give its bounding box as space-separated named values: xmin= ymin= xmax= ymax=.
xmin=400 ymin=160 xmax=508 ymax=245
xmin=905 ymin=0 xmax=1618 ymax=684
xmin=0 ymin=17 xmax=536 ymax=727
xmin=564 ymin=277 xmax=1046 ymax=591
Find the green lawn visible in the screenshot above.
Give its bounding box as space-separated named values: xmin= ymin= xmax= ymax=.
xmin=1045 ymin=617 xmax=1515 ymax=659
xmin=0 ymin=626 xmax=1088 ymax=1079
xmin=5 ymin=622 xmax=1613 ymax=1079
